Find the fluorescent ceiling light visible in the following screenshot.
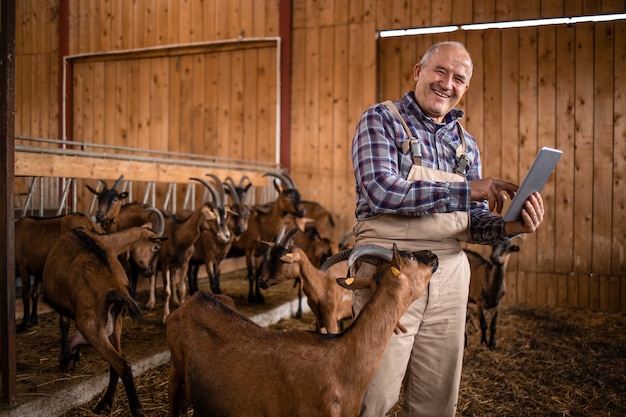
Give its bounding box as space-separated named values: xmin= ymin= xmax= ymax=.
xmin=379 ymin=13 xmax=626 ymax=38
xmin=570 ymin=13 xmax=626 ymax=23
xmin=461 ymin=18 xmax=570 ymax=30
xmin=379 ymin=26 xmax=458 ymax=38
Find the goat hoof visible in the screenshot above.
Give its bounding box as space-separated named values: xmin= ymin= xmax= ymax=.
xmin=16 ymin=322 xmax=30 ymax=334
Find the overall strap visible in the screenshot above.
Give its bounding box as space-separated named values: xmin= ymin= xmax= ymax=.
xmin=382 ymin=100 xmax=422 ymax=166
xmin=454 ymin=122 xmax=469 ymax=175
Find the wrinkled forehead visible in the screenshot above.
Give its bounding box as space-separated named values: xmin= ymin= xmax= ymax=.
xmin=427 ymin=45 xmax=473 ymax=78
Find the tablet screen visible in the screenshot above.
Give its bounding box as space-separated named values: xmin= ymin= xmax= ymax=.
xmin=502 ymin=147 xmax=562 ymax=222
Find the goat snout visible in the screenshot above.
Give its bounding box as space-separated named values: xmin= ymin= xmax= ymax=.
xmin=413 ymin=250 xmax=438 ymax=274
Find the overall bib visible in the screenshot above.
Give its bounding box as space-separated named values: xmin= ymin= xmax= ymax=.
xmin=353 ymin=103 xmax=471 ymax=417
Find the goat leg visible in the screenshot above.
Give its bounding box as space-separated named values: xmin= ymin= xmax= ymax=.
xmin=210 ymin=263 xmax=222 ymax=294
xmin=487 ymin=311 xmax=498 ymax=350
xmin=293 ymin=279 xmax=303 ymax=319
xmin=146 ymin=275 xmax=157 ymax=310
xmin=479 ymin=309 xmax=489 ymax=346
xmin=163 ymin=270 xmax=172 ymax=323
xmin=187 ymin=264 xmax=200 ymax=295
xmin=16 ymin=271 xmax=34 ymax=333
xmin=93 ymin=365 xmax=118 ymax=415
xmin=30 ymin=279 xmax=41 ymax=326
xmin=59 ymin=315 xmax=70 ymax=369
xmin=176 ymin=266 xmax=189 ymax=306
xmin=171 ymin=270 xmax=181 ymax=306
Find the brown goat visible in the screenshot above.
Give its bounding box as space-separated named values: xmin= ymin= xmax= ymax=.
xmin=258 ymin=226 xmax=351 ymax=334
xmin=465 ymin=238 xmax=521 ymax=349
xmin=165 ymin=244 xmax=438 ymax=417
xmin=42 ymin=224 xmax=166 ymax=417
xmin=14 ymin=212 xmax=104 ymax=332
xmin=153 ymin=202 xmax=219 ymax=323
xmin=185 ymin=175 xmax=237 ymax=295
xmin=86 ymin=175 xmax=128 ymax=225
xmin=228 ymin=171 xmax=306 ymax=303
xmin=97 ymin=202 xmax=165 ymax=294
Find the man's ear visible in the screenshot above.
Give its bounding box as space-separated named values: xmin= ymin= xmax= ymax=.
xmin=413 ymin=63 xmax=422 ymax=82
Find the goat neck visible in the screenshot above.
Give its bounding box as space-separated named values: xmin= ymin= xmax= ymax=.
xmin=85 ymin=226 xmax=160 ymax=257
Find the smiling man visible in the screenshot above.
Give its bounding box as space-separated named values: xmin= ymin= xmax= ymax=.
xmin=350 ymin=41 xmax=545 ymax=417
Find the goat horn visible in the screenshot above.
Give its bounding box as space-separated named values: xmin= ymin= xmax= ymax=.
xmin=205 ymin=174 xmax=226 ymax=206
xmin=279 ymin=226 xmax=299 ymax=248
xmin=275 ymin=224 xmax=287 ymax=244
xmin=190 ymin=177 xmax=221 ymax=208
xmin=263 ymin=171 xmax=296 ymax=190
xmin=319 ymin=248 xmax=353 ymax=271
xmin=224 ymin=177 xmax=236 ymax=187
xmin=239 ymin=175 xmax=252 ymax=188
xmin=112 ymin=175 xmax=124 ymax=190
xmin=223 ymin=181 xmax=241 ymax=205
xmin=348 ymin=244 xmax=394 ymax=268
xmin=279 ymin=171 xmax=297 ymax=189
xmin=146 ymin=206 xmax=165 ymax=236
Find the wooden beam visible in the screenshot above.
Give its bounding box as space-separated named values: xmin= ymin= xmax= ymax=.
xmin=14 ymin=151 xmax=270 ymax=186
xmin=0 ymin=0 xmax=17 ymax=407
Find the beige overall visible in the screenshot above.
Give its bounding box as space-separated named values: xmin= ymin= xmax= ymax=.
xmin=353 ymin=102 xmax=471 ymax=417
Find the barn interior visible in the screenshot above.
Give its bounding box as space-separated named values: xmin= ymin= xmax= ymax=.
xmin=1 ymin=0 xmax=625 ymax=415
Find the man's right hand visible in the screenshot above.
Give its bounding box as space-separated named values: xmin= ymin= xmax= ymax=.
xmin=469 ymin=177 xmax=518 ymax=213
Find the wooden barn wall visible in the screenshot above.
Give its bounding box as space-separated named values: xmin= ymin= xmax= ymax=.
xmin=378 ymin=20 xmax=626 ymax=312
xmin=14 ymin=0 xmax=626 ymax=311
xmin=15 ymin=0 xmax=280 ymax=211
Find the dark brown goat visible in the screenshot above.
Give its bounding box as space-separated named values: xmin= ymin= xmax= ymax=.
xmin=185 ymin=175 xmax=237 ymax=295
xmin=86 ymin=175 xmax=128 ymax=225
xmin=42 ymin=224 xmax=166 ymax=417
xmin=228 ymin=171 xmax=306 ymax=303
xmin=165 ymin=244 xmax=438 ymax=417
xmin=14 ymin=213 xmax=104 ymax=332
xmin=98 ymin=202 xmax=164 ymax=293
xmin=258 ymin=226 xmax=351 ymax=334
xmin=465 ymin=238 xmax=521 ymax=349
xmin=155 ymin=203 xmax=221 ymax=322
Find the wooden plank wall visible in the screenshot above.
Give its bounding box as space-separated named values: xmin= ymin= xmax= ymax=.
xmin=374 ymin=3 xmax=626 ymax=312
xmin=379 ymin=21 xmax=626 ymax=310
xmin=14 ymin=0 xmax=626 ymax=311
xmin=16 ymin=0 xmax=281 ymax=211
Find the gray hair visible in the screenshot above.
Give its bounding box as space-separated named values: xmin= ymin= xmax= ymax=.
xmin=419 ymin=41 xmax=473 ymax=84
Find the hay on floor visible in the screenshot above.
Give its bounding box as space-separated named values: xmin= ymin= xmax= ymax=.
xmin=61 ymin=304 xmax=625 ymax=417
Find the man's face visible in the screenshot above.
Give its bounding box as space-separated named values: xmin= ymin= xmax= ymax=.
xmin=413 ymin=45 xmax=472 ymax=123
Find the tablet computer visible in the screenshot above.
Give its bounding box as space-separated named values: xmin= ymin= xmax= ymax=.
xmin=503 ymin=147 xmax=563 ymax=222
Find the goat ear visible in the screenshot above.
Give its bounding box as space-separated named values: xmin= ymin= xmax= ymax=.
xmin=336 ymin=276 xmax=371 ymax=290
xmin=294 ymin=216 xmax=314 ymax=232
xmin=226 ymin=207 xmax=238 ymax=216
xmin=86 ymin=184 xmax=99 ymax=195
xmin=510 ymin=245 xmax=520 ymax=252
xmin=391 ymin=243 xmax=402 ymax=272
xmin=201 ymin=205 xmax=217 ymax=220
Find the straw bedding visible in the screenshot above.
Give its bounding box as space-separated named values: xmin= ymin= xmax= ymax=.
xmin=7 ymin=270 xmax=625 ymax=417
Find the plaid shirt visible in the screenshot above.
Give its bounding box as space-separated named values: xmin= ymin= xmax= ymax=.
xmin=352 ymin=92 xmax=508 ymax=244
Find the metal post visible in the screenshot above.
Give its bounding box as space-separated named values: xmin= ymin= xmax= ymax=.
xmin=0 ymin=0 xmax=17 ymax=407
